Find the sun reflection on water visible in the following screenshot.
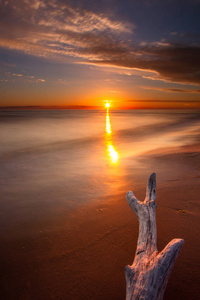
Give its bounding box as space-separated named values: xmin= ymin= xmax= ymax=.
xmin=106 ymin=112 xmax=112 ymax=134
xmin=105 ymin=108 xmax=119 ymax=164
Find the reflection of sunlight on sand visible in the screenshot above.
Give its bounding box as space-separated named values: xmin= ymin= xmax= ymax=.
xmin=105 ymin=109 xmax=119 ymax=164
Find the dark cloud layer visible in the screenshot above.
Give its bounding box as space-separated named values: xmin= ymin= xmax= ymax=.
xmin=0 ymin=0 xmax=200 ymax=85
xmin=92 ymin=43 xmax=200 ymax=85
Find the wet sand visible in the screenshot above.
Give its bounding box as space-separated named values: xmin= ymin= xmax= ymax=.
xmin=0 ymin=146 xmax=200 ymax=299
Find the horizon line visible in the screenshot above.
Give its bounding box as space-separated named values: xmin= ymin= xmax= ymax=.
xmin=0 ymin=100 xmax=199 ymax=110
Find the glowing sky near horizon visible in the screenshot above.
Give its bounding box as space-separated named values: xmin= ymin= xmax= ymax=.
xmin=0 ymin=0 xmax=200 ymax=108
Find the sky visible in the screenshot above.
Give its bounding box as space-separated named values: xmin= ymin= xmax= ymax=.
xmin=0 ymin=0 xmax=200 ymax=108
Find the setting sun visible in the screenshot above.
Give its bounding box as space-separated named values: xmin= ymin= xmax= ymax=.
xmin=105 ymin=103 xmax=110 ymax=108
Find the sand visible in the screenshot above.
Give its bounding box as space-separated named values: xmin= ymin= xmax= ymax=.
xmin=0 ymin=146 xmax=200 ymax=299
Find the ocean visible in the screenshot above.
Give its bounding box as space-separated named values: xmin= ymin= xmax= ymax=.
xmin=0 ymin=109 xmax=199 ymax=224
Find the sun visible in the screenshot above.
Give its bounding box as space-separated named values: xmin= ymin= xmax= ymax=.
xmin=105 ymin=103 xmax=110 ymax=108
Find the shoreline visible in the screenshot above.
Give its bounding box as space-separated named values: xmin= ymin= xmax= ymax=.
xmin=0 ymin=147 xmax=199 ymax=299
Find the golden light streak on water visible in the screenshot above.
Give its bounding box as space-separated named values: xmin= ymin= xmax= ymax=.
xmin=107 ymin=144 xmax=119 ymax=164
xmin=106 ymin=109 xmax=112 ymax=134
xmin=105 ymin=108 xmax=119 ymax=164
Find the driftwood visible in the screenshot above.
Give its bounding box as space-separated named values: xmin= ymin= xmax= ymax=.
xmin=125 ymin=173 xmax=184 ymax=300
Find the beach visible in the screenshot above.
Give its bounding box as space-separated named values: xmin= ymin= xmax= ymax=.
xmin=0 ymin=109 xmax=199 ymax=299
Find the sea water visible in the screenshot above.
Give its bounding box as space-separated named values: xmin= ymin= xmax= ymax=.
xmin=0 ymin=109 xmax=199 ymax=230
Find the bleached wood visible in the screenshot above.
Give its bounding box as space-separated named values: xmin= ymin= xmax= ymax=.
xmin=125 ymin=173 xmax=184 ymax=300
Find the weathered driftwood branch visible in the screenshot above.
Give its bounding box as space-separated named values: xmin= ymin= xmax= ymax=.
xmin=125 ymin=173 xmax=184 ymax=300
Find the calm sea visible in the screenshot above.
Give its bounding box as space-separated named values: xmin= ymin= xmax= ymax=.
xmin=0 ymin=109 xmax=199 ymax=229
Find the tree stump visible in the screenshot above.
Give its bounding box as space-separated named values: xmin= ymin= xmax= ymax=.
xmin=125 ymin=173 xmax=184 ymax=300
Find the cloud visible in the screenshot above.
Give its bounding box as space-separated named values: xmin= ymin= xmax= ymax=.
xmin=0 ymin=0 xmax=132 ymax=48
xmin=88 ymin=43 xmax=200 ymax=85
xmin=142 ymin=86 xmax=200 ymax=93
xmin=12 ymin=74 xmax=23 ymax=77
xmin=164 ymin=88 xmax=200 ymax=93
xmin=0 ymin=71 xmax=45 ymax=84
xmin=0 ymin=0 xmax=134 ymax=66
xmin=0 ymin=0 xmax=200 ymax=85
xmin=126 ymin=99 xmax=200 ymax=103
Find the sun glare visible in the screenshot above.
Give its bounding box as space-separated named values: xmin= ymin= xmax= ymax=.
xmin=105 ymin=103 xmax=110 ymax=108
